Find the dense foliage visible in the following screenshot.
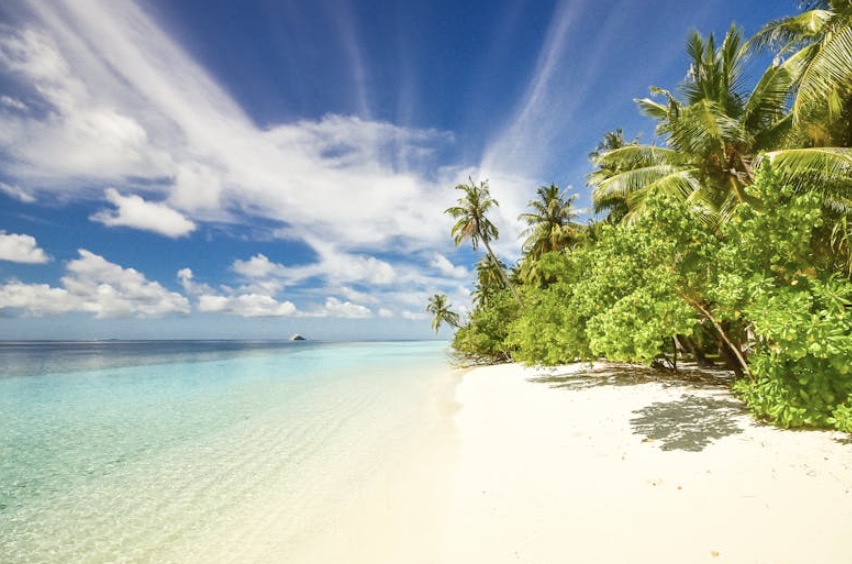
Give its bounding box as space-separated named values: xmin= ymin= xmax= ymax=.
xmin=433 ymin=2 xmax=851 ymax=432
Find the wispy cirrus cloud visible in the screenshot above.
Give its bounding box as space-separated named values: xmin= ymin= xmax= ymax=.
xmin=0 ymin=181 xmax=36 ymax=203
xmin=0 ymin=0 xmax=461 ymax=254
xmin=476 ymin=0 xmax=707 ymax=257
xmin=0 ymin=0 xmax=482 ymax=329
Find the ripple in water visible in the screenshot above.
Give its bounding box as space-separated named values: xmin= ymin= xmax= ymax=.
xmin=0 ymin=341 xmax=452 ymax=562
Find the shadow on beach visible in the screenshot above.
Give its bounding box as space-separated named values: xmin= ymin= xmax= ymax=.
xmin=630 ymin=394 xmax=747 ymax=451
xmin=529 ymin=364 xmax=749 ymax=452
xmin=528 ymin=363 xmax=735 ymax=391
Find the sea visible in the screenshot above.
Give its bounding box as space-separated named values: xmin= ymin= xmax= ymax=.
xmin=0 ymin=340 xmax=455 ymax=563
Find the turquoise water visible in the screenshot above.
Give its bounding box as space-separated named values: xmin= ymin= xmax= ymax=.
xmin=0 ymin=340 xmax=453 ymax=562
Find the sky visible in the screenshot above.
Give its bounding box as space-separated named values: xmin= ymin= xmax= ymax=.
xmin=0 ymin=0 xmax=794 ymax=340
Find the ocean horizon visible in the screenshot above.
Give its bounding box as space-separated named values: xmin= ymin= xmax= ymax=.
xmin=0 ymin=339 xmax=455 ymax=562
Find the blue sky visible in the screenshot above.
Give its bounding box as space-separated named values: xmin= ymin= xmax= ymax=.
xmin=0 ymin=0 xmax=793 ymax=340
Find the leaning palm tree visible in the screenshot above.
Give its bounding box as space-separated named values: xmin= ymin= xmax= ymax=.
xmin=589 ymin=25 xmax=795 ymax=222
xmin=445 ymin=178 xmax=523 ymax=305
xmin=471 ymin=256 xmax=508 ymax=307
xmin=426 ymin=293 xmax=460 ymax=334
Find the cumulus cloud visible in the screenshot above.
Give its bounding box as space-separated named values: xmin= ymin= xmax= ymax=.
xmin=231 ymin=254 xmax=279 ymax=279
xmin=177 ymin=267 xmax=216 ymax=295
xmin=231 ymin=246 xmax=398 ymax=290
xmin=90 ymin=188 xmax=196 ymax=238
xmin=0 ymin=283 xmax=74 ymax=315
xmin=0 ymin=249 xmax=190 ymax=317
xmin=430 ymin=253 xmax=468 ymax=278
xmin=197 ymin=293 xmax=297 ymax=318
xmin=317 ymin=297 xmax=372 ymax=319
xmin=400 ymin=310 xmax=428 ymax=321
xmin=0 ymin=231 xmax=49 ymax=263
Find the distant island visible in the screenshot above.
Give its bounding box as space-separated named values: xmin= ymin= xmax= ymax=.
xmin=289 ymin=334 xmax=306 ymax=341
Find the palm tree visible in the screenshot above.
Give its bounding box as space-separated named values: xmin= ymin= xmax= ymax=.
xmin=516 ymin=184 xmax=581 ymax=286
xmin=519 ymin=184 xmax=581 ymax=258
xmin=587 ymin=129 xmax=636 ymax=222
xmin=749 ymin=1 xmax=852 ymax=272
xmin=747 ymin=0 xmax=852 ymax=221
xmin=426 ymin=294 xmax=460 ymax=334
xmin=589 ymin=25 xmax=795 ymax=222
xmin=445 ymin=178 xmax=523 ymax=306
xmin=749 ymin=0 xmax=852 ymax=145
xmin=471 ymin=256 xmax=508 ymax=306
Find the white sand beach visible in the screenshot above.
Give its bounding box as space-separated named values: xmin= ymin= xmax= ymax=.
xmin=437 ymin=362 xmax=852 ymax=564
xmin=288 ymin=361 xmax=852 ymax=564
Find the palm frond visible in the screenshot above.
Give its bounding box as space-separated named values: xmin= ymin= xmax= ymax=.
xmin=668 ymin=100 xmax=747 ymax=155
xmin=793 ymin=23 xmax=852 ymax=120
xmin=752 ymin=113 xmax=795 ymax=151
xmin=747 ymin=10 xmax=834 ymax=53
xmin=742 ymin=63 xmax=794 ymax=134
xmin=592 ymin=165 xmax=700 ymax=207
xmin=590 ymin=144 xmax=682 ymax=170
xmin=760 ymin=147 xmax=852 ymax=203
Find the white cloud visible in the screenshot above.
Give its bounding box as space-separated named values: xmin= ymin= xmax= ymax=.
xmin=0 ymin=231 xmax=49 ymax=263
xmin=0 ymin=95 xmax=28 ymax=111
xmin=194 ymin=291 xmax=373 ymax=320
xmin=339 ymin=286 xmax=379 ymax=304
xmin=232 ymin=254 xmax=278 ymax=279
xmin=0 ymin=182 xmax=36 ymax=203
xmin=429 ymin=253 xmax=468 ymax=278
xmin=0 ymin=249 xmax=190 ymax=317
xmin=0 ymin=0 xmax=518 ymax=326
xmin=377 ymin=307 xmax=395 ymax=318
xmin=177 ymin=267 xmax=215 ymax=295
xmin=400 ymin=310 xmax=428 ymax=321
xmin=0 ymin=28 xmax=172 ymax=183
xmin=90 ymin=188 xmax=196 ymax=238
xmin=231 ymin=246 xmax=398 ymax=289
xmin=0 ymin=4 xmax=458 ymax=257
xmin=197 ymin=293 xmax=297 ymax=318
xmin=317 ymin=297 xmax=372 ymax=319
xmin=0 ymin=282 xmax=74 ymax=315
xmin=169 ymin=162 xmax=223 ymax=213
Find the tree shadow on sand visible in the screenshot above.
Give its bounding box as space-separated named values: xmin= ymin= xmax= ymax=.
xmin=529 ymin=364 xmax=748 ymax=452
xmin=629 ymin=395 xmax=747 ymax=451
xmin=529 ymin=363 xmax=734 ymax=391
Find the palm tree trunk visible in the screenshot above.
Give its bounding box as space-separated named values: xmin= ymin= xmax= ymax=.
xmin=684 ymin=297 xmax=751 ymax=380
xmin=480 ymin=236 xmax=523 ymax=307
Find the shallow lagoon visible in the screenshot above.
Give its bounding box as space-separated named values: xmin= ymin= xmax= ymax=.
xmin=0 ymin=340 xmax=452 ymax=562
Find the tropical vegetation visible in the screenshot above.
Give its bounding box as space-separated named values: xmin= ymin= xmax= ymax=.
xmin=428 ymin=1 xmax=852 ymax=433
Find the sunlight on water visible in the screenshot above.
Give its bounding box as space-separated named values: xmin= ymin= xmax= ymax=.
xmin=0 ymin=341 xmax=452 ymax=562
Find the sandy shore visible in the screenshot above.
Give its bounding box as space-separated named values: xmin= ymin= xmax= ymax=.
xmin=437 ymin=362 xmax=852 ymax=564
